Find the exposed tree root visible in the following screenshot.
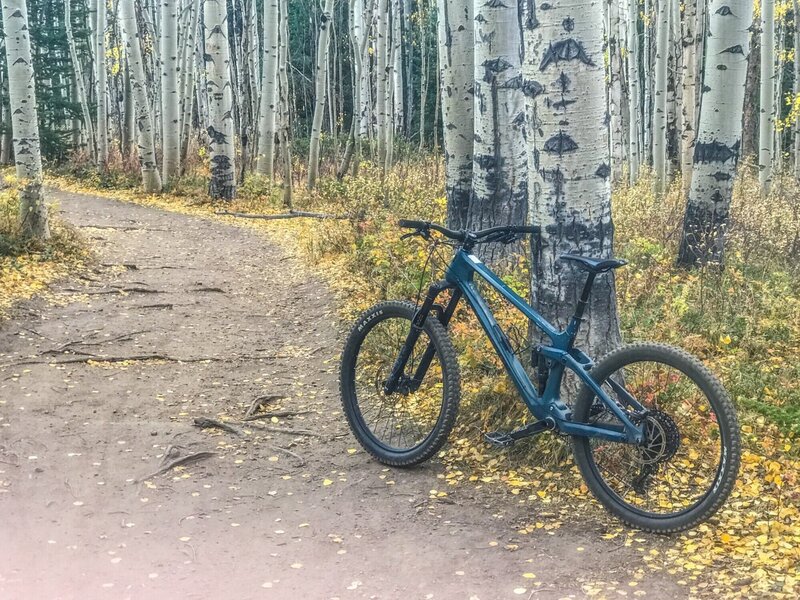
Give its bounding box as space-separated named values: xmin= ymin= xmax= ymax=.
xmin=215 ymin=209 xmax=349 ymax=221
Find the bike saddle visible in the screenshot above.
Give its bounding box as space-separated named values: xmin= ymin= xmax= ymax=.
xmin=560 ymin=255 xmax=627 ymax=274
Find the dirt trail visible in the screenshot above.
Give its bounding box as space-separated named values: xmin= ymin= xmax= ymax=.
xmin=0 ymin=190 xmax=681 ymax=600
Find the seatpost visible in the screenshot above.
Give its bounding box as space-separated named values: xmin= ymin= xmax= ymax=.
xmin=574 ymin=273 xmax=596 ymax=320
xmin=566 ymin=273 xmax=597 ymax=343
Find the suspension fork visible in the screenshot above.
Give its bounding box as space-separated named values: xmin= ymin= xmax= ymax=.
xmin=383 ymin=282 xmax=461 ymax=395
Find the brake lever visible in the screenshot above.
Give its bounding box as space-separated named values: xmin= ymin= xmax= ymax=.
xmin=400 ymin=228 xmax=431 ymax=241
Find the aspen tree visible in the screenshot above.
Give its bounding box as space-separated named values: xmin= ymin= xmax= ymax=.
xmin=678 ymin=0 xmax=754 ymax=266
xmin=523 ymin=0 xmax=622 ymax=355
xmin=1 ymin=0 xmax=49 ymax=239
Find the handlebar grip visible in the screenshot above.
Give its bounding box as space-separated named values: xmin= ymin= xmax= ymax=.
xmin=398 ymin=219 xmax=429 ymax=229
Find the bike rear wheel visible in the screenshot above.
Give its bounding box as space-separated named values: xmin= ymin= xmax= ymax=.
xmin=572 ymin=343 xmax=740 ymax=532
xmin=339 ymin=301 xmax=460 ymax=466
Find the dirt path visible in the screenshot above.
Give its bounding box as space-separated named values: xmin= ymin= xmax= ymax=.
xmin=0 ymin=190 xmax=682 ymax=600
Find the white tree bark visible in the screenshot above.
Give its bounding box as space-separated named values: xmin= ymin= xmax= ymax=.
xmin=759 ymin=0 xmax=774 ymax=194
xmin=96 ymin=0 xmax=108 ymax=171
xmin=204 ymin=0 xmax=236 ymax=199
xmin=678 ymin=0 xmax=753 ymax=266
xmin=160 ymin=0 xmax=181 ymax=183
xmin=680 ymin=0 xmax=698 ymax=198
xmin=375 ymin=0 xmax=389 ymax=162
xmin=256 ymin=0 xmax=280 ymax=176
xmin=65 ymin=0 xmax=95 ymax=161
xmin=1 ymin=0 xmax=49 ymax=239
xmin=626 ymin=0 xmax=640 ymax=183
xmin=469 ymin=0 xmax=527 ymax=264
xmin=119 ymin=0 xmax=163 ymax=193
xmin=179 ymin=0 xmax=200 ymax=170
xmin=307 ymin=0 xmax=336 ymax=189
xmin=652 ymin=0 xmax=669 ymax=192
xmin=391 ymin=0 xmax=404 ymax=132
xmin=607 ymin=0 xmax=624 ymax=181
xmin=523 ymin=0 xmax=621 ymax=355
xmin=437 ymin=0 xmax=473 ymax=228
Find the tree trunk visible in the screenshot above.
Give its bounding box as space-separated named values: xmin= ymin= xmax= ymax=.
xmin=256 ymin=0 xmax=280 ymax=177
xmin=96 ymin=0 xmax=108 ymax=171
xmin=523 ymin=0 xmax=621 ymax=356
xmin=160 ymin=0 xmax=181 ymax=183
xmin=437 ymin=0 xmax=473 ymax=229
xmin=375 ymin=0 xmax=389 ymax=163
xmin=680 ymin=0 xmax=698 ymax=199
xmin=626 ymin=0 xmax=640 ymax=183
xmin=179 ymin=0 xmax=200 ymax=172
xmin=278 ymin=0 xmax=292 ymax=208
xmin=418 ymin=3 xmax=428 ymax=151
xmin=794 ymin=0 xmax=800 ymax=179
xmin=1 ymin=0 xmax=49 ymax=240
xmin=119 ymin=0 xmax=163 ymax=193
xmin=652 ymin=0 xmax=669 ymax=193
xmin=391 ymin=0 xmax=404 ymax=134
xmin=470 ymin=0 xmax=527 ymax=264
xmin=65 ymin=0 xmax=95 ymax=162
xmin=607 ymin=0 xmax=624 ymax=182
xmin=741 ymin=19 xmax=760 ymax=161
xmin=677 ymin=0 xmax=754 ymax=267
xmin=307 ymin=0 xmax=336 ymax=189
xmin=758 ymin=0 xmax=774 ymax=194
xmin=204 ymin=0 xmax=236 ymax=200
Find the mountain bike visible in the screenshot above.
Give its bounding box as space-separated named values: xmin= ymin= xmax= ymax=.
xmin=339 ymin=220 xmax=740 ymax=532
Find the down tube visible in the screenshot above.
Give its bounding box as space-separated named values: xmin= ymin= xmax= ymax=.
xmin=456 ymin=279 xmax=550 ymax=420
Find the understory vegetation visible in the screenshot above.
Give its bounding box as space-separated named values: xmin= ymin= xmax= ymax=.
xmin=0 ymin=175 xmax=86 ymax=318
xmin=40 ymin=153 xmax=799 ymax=597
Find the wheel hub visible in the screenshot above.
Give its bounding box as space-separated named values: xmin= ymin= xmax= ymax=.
xmin=639 ymin=410 xmax=681 ymax=465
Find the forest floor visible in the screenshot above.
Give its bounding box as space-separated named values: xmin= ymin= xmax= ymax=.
xmin=0 ymin=189 xmax=689 ymax=600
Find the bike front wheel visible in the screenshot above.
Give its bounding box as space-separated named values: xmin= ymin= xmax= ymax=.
xmin=339 ymin=301 xmax=460 ymax=466
xmin=572 ymin=343 xmax=740 ymax=532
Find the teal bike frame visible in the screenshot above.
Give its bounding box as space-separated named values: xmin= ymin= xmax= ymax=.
xmin=385 ymin=247 xmax=645 ymax=445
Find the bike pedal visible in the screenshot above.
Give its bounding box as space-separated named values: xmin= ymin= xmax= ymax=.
xmin=484 ymin=431 xmax=515 ymax=447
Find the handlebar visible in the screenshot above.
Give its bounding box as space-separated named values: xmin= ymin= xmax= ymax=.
xmin=398 ymin=219 xmax=538 ymax=245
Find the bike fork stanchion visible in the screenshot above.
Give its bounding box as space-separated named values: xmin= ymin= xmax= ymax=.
xmin=383 ymin=281 xmax=454 ymax=395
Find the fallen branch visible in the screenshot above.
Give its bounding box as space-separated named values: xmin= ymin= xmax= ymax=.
xmin=193 ymin=417 xmax=242 ymax=436
xmin=215 ymin=209 xmax=349 ymax=221
xmin=244 ymin=394 xmax=287 ymax=418
xmin=42 ymin=329 xmax=151 ymax=355
xmin=269 ymin=445 xmax=306 ymax=467
xmin=244 ymin=410 xmax=312 ymax=421
xmin=242 ymin=423 xmax=321 ymax=437
xmin=138 ymin=451 xmax=215 ymax=482
xmin=59 ymin=287 xmax=164 ymax=295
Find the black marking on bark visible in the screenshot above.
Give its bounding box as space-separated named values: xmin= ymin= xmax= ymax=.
xmin=475 ymin=13 xmax=487 ymax=23
xmin=512 ymin=112 xmax=527 ymax=128
xmin=209 ymin=25 xmax=226 ymax=36
xmin=540 ymin=2 xmax=552 ymax=8
xmin=207 ymin=126 xmax=227 ymax=145
xmin=711 ymin=190 xmax=725 ymax=204
xmin=12 ymin=57 xmax=29 ymax=66
xmin=487 ymin=0 xmax=510 ymax=6
xmin=562 ymin=18 xmax=574 ymax=32
xmin=552 ymin=98 xmax=576 ymax=110
xmin=702 ymin=84 xmax=712 ymax=92
xmin=558 ymin=120 xmax=569 ymax=126
xmin=694 ymin=140 xmax=739 ymax=164
xmin=502 ymin=75 xmax=544 ymax=98
xmin=474 ymin=154 xmax=497 ymax=171
xmin=10 ymin=9 xmax=23 ymax=17
xmin=716 ymin=65 xmax=728 ymax=70
xmin=533 ymin=148 xmax=540 ymax=170
xmin=543 ymin=131 xmax=578 ymax=155
xmin=715 ymin=6 xmax=734 ymax=16
xmin=721 ymin=45 xmax=744 ymax=55
xmin=558 ymin=71 xmax=571 ymax=93
xmin=203 ymin=53 xmax=214 ymax=63
xmin=595 ymin=163 xmax=611 ymax=179
xmin=482 ymin=58 xmax=513 ymax=83
xmin=525 ymin=0 xmax=539 ymax=29
xmin=711 ymin=171 xmax=731 ymax=181
xmin=540 ymin=39 xmax=595 ymax=70
xmin=604 ymin=111 xmax=611 ymax=126
xmin=446 ymin=123 xmax=457 ymax=130
xmin=479 ymin=30 xmax=497 ymax=45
